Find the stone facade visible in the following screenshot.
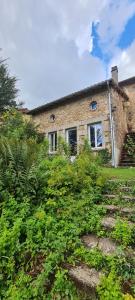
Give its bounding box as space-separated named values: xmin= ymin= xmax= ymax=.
xmin=111 ymin=89 xmax=128 ymax=166
xmin=120 ymin=81 xmax=135 ymax=132
xmin=29 ymin=68 xmax=135 ymax=167
xmin=32 ymin=90 xmax=112 ymax=154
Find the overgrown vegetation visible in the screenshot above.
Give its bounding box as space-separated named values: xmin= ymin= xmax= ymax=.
xmin=125 ymin=136 xmax=135 ymax=161
xmin=0 ymin=109 xmax=134 ymax=299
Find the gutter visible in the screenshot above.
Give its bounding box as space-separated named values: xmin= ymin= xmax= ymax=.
xmin=107 ymin=81 xmax=116 ymax=167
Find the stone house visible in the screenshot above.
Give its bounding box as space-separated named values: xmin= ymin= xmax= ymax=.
xmin=28 ymin=66 xmax=135 ymax=167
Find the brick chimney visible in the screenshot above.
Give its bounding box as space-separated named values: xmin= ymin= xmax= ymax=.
xmin=111 ymin=66 xmax=118 ymax=84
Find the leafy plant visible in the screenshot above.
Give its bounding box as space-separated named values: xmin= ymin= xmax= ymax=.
xmin=125 ymin=136 xmax=135 ymax=161
xmin=97 ymin=271 xmax=123 ymax=300
xmin=112 ymin=220 xmax=134 ymax=246
xmin=98 ymin=149 xmax=111 ymax=165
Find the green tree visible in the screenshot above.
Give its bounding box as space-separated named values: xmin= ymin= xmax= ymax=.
xmin=0 ymin=58 xmax=18 ymax=111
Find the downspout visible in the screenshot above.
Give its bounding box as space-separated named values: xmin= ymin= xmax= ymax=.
xmin=107 ymin=80 xmax=116 ymax=167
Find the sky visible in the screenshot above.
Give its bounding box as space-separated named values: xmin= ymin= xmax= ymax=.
xmin=0 ymin=0 xmax=135 ymax=109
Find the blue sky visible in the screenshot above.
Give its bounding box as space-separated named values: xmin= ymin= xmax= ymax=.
xmin=118 ymin=14 xmax=135 ymax=49
xmin=92 ymin=12 xmax=135 ymax=77
xmin=0 ymin=0 xmax=135 ymax=108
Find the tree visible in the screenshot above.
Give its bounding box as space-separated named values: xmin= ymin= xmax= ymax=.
xmin=0 ymin=108 xmax=45 ymax=142
xmin=0 ymin=58 xmax=18 ymax=111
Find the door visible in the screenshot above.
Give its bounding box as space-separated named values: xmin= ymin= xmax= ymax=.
xmin=67 ymin=128 xmax=77 ymax=155
xmin=90 ymin=123 xmax=103 ymax=148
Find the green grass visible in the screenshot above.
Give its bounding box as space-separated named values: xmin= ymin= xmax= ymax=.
xmin=102 ymin=167 xmax=135 ymax=180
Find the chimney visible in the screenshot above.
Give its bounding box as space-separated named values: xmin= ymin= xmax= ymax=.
xmin=111 ymin=66 xmax=118 ymax=84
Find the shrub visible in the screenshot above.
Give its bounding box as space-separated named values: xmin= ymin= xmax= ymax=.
xmin=98 ymin=149 xmax=111 ymax=165
xmin=0 ymin=108 xmax=43 ymax=142
xmin=112 ymin=220 xmax=134 ymax=246
xmin=97 ymin=272 xmax=123 ymax=300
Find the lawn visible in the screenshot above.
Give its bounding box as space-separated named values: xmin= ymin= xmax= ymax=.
xmin=102 ymin=167 xmax=135 ymax=180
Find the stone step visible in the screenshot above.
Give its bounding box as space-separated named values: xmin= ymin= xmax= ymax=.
xmin=68 ymin=265 xmax=102 ymax=296
xmin=101 ymin=204 xmax=134 ymax=216
xmin=119 ymin=160 xmax=135 ymax=163
xmin=120 ymin=186 xmax=132 ymax=192
xmin=103 ymin=194 xmax=135 ymax=201
xmin=82 ymin=234 xmax=117 ymax=255
xmin=101 ymin=216 xmax=134 ymax=231
xmin=108 ymin=179 xmax=135 ymax=183
xmin=120 ymin=154 xmax=134 ymax=158
xmin=119 ymin=163 xmax=135 ymax=167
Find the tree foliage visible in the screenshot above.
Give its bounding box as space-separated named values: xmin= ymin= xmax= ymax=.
xmin=0 ymin=59 xmax=18 ymax=111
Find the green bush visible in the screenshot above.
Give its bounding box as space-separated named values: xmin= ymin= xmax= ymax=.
xmin=97 ymin=272 xmax=123 ymax=300
xmin=0 ymin=108 xmax=43 ymax=141
xmin=112 ymin=220 xmax=134 ymax=246
xmin=0 ymin=119 xmax=105 ymax=298
xmin=98 ymin=149 xmax=111 ymax=165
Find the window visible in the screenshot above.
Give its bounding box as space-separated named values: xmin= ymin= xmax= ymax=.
xmin=50 ymin=114 xmax=55 ymax=122
xmin=88 ymin=123 xmax=103 ymax=148
xmin=90 ymin=101 xmax=97 ymax=111
xmin=66 ymin=128 xmax=77 ymax=155
xmin=48 ymin=132 xmax=57 ymax=152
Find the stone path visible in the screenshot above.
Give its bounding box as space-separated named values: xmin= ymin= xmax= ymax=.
xmin=82 ymin=234 xmax=117 ymax=255
xmin=101 ymin=204 xmax=134 ymax=215
xmin=104 ymin=194 xmax=135 ymax=201
xmin=101 ymin=216 xmax=134 ymax=230
xmin=69 ymin=265 xmax=102 ymax=289
xmin=67 ymin=180 xmax=135 ymax=297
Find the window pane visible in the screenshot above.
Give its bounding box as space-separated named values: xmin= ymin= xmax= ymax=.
xmin=90 ymin=125 xmax=95 ymax=148
xmin=96 ymin=124 xmax=102 ymax=147
xmin=54 ymin=132 xmax=57 ymax=151
xmin=49 ymin=132 xmax=57 ymax=152
xmin=50 ymin=133 xmax=53 ymax=152
xmin=68 ymin=128 xmax=77 ymax=155
xmin=90 ymin=101 xmax=97 ymax=110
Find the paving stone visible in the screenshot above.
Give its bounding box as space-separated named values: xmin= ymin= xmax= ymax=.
xmin=102 ymin=205 xmax=120 ymax=213
xmin=82 ymin=234 xmax=117 ymax=256
xmin=123 ymin=195 xmax=135 ymax=201
xmin=120 ymin=186 xmax=132 ymax=192
xmin=69 ymin=265 xmax=102 ymax=289
xmin=101 ymin=217 xmax=116 ymax=230
xmin=103 ymin=194 xmax=135 ymax=202
xmin=104 ymin=194 xmax=116 ymax=199
xmin=82 ymin=235 xmax=98 ymax=249
xmin=120 ymin=207 xmax=134 ymax=214
xmin=102 ymin=205 xmax=134 ymax=216
xmin=102 ymin=217 xmax=134 ymax=230
xmin=98 ymin=237 xmax=117 ymax=255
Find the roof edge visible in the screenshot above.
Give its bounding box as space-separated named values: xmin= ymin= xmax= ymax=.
xmin=119 ymin=76 xmax=135 ymax=86
xmin=28 ymin=78 xmax=129 ymax=115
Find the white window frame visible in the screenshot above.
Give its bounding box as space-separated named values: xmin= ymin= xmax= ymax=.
xmin=48 ymin=131 xmax=57 ymax=153
xmin=88 ymin=122 xmax=103 ymax=149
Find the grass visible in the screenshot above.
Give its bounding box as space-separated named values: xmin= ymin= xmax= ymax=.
xmin=102 ymin=167 xmax=135 ymax=180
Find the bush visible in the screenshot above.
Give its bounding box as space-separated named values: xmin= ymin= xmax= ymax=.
xmin=98 ymin=149 xmax=111 ymax=165
xmin=97 ymin=272 xmax=123 ymax=300
xmin=0 ymin=108 xmax=43 ymax=142
xmin=0 ymin=118 xmax=105 ymax=299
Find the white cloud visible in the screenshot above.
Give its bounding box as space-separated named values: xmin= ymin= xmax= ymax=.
xmin=0 ymin=0 xmax=135 ymax=108
xmin=110 ymin=40 xmax=135 ymax=81
xmin=97 ymin=0 xmax=135 ymax=55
